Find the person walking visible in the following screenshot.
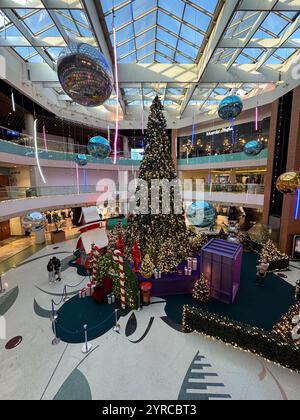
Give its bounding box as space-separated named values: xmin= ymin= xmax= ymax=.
xmin=53 ymin=257 xmax=62 ymax=282
xmin=256 ymin=260 xmax=269 ymax=287
xmin=47 ymin=259 xmax=55 ymax=284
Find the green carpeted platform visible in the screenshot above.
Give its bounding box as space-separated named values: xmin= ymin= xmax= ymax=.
xmin=163 ymin=252 xmax=294 ymax=332
xmin=55 ymin=297 xmax=120 ymax=343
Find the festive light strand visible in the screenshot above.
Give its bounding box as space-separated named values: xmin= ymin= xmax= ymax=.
xmin=11 ymin=89 xmax=15 ymax=112
xmin=33 ymin=119 xmax=46 ymax=184
xmin=112 ymin=24 xmax=119 ymax=165
xmin=42 ymin=124 xmax=48 ymax=152
xmin=255 ymin=106 xmax=259 ymax=131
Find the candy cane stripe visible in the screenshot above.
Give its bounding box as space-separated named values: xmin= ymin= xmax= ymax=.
xmin=113 ymin=249 xmax=126 ymax=309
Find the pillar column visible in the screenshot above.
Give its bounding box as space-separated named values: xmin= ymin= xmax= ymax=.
xmin=123 ymin=136 xmax=129 ymax=159
xmin=279 ymin=86 xmax=300 ymax=255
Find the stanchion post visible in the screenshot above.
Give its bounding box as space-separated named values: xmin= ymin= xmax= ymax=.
xmin=113 ymin=309 xmax=120 ymax=332
xmin=137 ymin=290 xmax=142 ymax=312
xmin=63 ymin=285 xmax=69 ymax=302
xmin=51 ymin=299 xmax=58 ymax=320
xmin=82 ymin=324 xmax=92 ymax=354
xmin=0 ymin=275 xmax=5 ymax=294
xmin=51 ymin=316 xmax=60 ymax=345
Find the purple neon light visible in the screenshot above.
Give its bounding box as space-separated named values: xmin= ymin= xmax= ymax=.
xmin=43 ymin=125 xmax=48 ymax=152
xmin=295 ymin=188 xmax=300 ymax=220
xmin=112 ymin=24 xmax=119 ymax=165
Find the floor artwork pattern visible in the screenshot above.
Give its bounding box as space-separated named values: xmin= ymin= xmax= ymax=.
xmin=0 ymin=238 xmax=299 ymax=400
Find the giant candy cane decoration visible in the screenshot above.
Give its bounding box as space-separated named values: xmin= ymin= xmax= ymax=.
xmin=113 ymin=249 xmax=126 ymax=309
xmin=91 ymin=244 xmax=100 ymax=283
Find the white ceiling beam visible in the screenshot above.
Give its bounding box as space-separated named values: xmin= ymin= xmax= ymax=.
xmin=180 ymin=0 xmax=240 ymax=116
xmin=239 ymin=0 xmax=300 ymax=11
xmin=3 ymin=9 xmax=55 ymax=70
xmin=28 ymin=62 xmax=281 ymax=84
xmin=0 ymin=0 xmax=82 ymax=8
xmin=219 ymin=38 xmax=300 ymax=49
xmin=226 ymin=12 xmax=269 ymax=70
xmin=255 ymin=14 xmax=300 ymax=70
xmin=0 ymin=36 xmax=95 ymax=47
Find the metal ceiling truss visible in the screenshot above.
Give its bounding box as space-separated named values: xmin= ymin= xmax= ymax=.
xmin=0 ymin=0 xmax=299 ymax=117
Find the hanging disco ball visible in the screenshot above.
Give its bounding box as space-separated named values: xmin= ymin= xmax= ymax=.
xmin=244 ymin=140 xmax=263 ymax=156
xmin=218 ymin=95 xmax=243 ymax=120
xmin=22 ymin=211 xmax=46 ymax=232
xmin=276 ymin=172 xmax=300 ymax=194
xmin=57 ymin=42 xmax=113 ymax=107
xmin=187 ymin=201 xmax=216 ymax=228
xmin=75 ymin=154 xmax=88 ymax=166
xmin=87 ymin=136 xmax=111 ymax=159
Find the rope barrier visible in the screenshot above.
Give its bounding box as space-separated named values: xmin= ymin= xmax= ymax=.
xmin=55 ymin=311 xmax=115 ymax=335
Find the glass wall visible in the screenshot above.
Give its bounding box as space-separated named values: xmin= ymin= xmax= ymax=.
xmin=178 ymin=117 xmax=270 ymax=159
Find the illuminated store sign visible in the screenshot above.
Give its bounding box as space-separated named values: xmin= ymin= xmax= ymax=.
xmin=206 ymin=127 xmax=233 ymax=136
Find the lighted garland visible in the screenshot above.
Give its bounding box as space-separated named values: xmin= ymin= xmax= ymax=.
xmin=273 ymin=302 xmax=300 ymax=348
xmin=182 ymin=305 xmax=300 ymax=373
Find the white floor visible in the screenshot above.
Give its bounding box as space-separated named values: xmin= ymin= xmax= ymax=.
xmin=0 ymin=239 xmax=300 ymax=400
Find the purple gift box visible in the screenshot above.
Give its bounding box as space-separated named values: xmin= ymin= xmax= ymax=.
xmin=201 ymin=239 xmax=243 ymax=304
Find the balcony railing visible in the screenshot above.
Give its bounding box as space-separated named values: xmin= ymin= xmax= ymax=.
xmin=0 ymin=183 xmax=265 ymax=204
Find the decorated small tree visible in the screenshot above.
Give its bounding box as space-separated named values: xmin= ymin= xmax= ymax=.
xmin=260 ymin=239 xmax=289 ymax=271
xmin=140 ymin=254 xmax=155 ymax=278
xmin=191 ymin=233 xmax=209 ymax=253
xmin=156 ymin=238 xmax=179 ymax=273
xmin=192 ymin=273 xmax=210 ymax=303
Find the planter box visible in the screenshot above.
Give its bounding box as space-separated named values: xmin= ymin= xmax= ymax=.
xmin=51 ymin=230 xmax=66 ymax=244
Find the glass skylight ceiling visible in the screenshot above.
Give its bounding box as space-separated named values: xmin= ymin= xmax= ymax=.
xmin=101 ymin=0 xmax=219 ymax=64
xmin=0 ymin=0 xmax=299 ymax=117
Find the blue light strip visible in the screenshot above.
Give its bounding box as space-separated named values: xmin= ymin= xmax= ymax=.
xmin=295 ymin=188 xmax=300 ymax=220
xmin=83 ymin=169 xmax=87 ymax=193
xmin=191 ymin=117 xmax=196 ymax=146
xmin=230 ymin=117 xmax=235 ymax=145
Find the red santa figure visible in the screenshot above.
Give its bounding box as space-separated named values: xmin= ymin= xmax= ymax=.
xmin=132 ymin=240 xmax=141 ymax=272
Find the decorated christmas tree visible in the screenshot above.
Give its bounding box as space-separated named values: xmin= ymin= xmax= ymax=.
xmin=191 ymin=232 xmax=209 ymax=253
xmin=192 ymin=273 xmax=210 ymax=303
xmin=140 ymin=254 xmax=155 ymax=278
xmin=124 ymin=96 xmax=190 ymax=272
xmin=259 ymin=239 xmax=289 ymax=271
xmin=108 ymin=220 xmax=125 ymax=252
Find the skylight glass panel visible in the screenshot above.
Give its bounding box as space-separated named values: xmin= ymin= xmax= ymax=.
xmin=46 ymin=47 xmax=64 ymax=60
xmin=157 ymin=28 xmax=178 ymax=48
xmin=156 ymin=53 xmax=172 ymax=63
xmin=275 ymin=48 xmax=296 ymax=61
xmin=156 ymin=42 xmax=174 ymax=58
xmin=139 ymin=52 xmax=155 ymax=63
xmin=262 ymin=13 xmax=288 ymax=36
xmin=159 ymin=0 xmax=185 ymax=19
xmin=136 ymin=28 xmax=155 ymax=48
xmin=15 ymin=9 xmax=35 ymax=18
xmin=184 ymin=5 xmax=211 ymax=32
xmin=181 ymin=25 xmax=204 ymax=47
xmin=23 ymin=10 xmax=53 ymax=35
xmin=175 ymin=51 xmax=193 ymax=63
xmin=137 ymin=41 xmax=155 ymax=60
xmin=135 ymin=11 xmax=156 ymax=34
xmin=158 ymin=10 xmax=181 ymax=34
xmin=177 ymin=39 xmax=198 ymax=59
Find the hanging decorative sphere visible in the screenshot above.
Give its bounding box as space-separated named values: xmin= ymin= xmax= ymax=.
xmin=187 ymin=201 xmax=216 ymax=228
xmin=244 ymin=140 xmax=263 ymax=156
xmin=87 ymin=136 xmax=111 ymax=159
xmin=57 ymin=42 xmax=113 ymax=107
xmin=22 ymin=211 xmax=46 ymax=232
xmin=75 ymin=154 xmax=88 ymax=166
xmin=218 ymin=95 xmax=243 ymax=120
xmin=276 ymin=172 xmax=300 ymax=194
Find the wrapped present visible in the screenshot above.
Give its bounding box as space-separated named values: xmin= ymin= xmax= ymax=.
xmin=184 ymin=267 xmax=188 ymax=276
xmin=107 ymin=294 xmax=112 ymax=304
xmin=86 ymin=281 xmax=96 ymax=297
xmin=79 ymin=288 xmax=86 ymax=299
xmin=154 ymin=268 xmax=162 ymax=279
xmin=111 ymin=294 xmax=115 ymax=303
xmin=187 ymin=258 xmax=193 ymax=270
xmin=188 ymin=268 xmax=192 ymax=276
xmin=192 ymin=257 xmax=198 ymax=271
xmin=178 ymin=269 xmax=183 ymax=276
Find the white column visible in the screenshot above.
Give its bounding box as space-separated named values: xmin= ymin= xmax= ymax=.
xmin=123 ymin=136 xmax=129 ymax=158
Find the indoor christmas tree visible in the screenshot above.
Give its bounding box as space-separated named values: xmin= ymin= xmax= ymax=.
xmin=192 ymin=273 xmax=210 ymax=303
xmin=124 ymin=96 xmax=190 ymax=272
xmin=140 ymin=254 xmax=155 ymax=278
